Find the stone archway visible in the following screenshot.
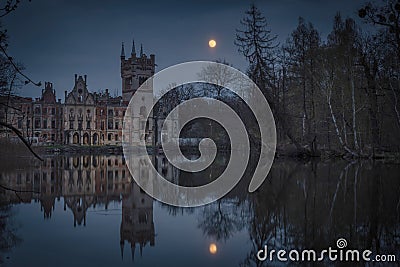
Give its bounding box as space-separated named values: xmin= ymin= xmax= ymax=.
xmin=93 ymin=133 xmax=98 ymax=145
xmin=83 ymin=133 xmax=90 ymax=145
xmin=73 ymin=133 xmax=79 ymax=144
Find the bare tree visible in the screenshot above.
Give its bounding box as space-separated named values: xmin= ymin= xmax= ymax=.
xmin=0 ymin=1 xmax=42 ymax=160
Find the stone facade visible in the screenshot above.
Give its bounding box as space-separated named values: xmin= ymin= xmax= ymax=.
xmin=0 ymin=82 xmax=63 ymax=145
xmin=120 ymin=41 xmax=155 ymax=103
xmin=64 ymin=75 xmax=96 ymax=145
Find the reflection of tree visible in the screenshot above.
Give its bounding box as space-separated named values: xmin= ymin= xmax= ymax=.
xmin=0 ymin=202 xmax=21 ymax=264
xmin=240 ymin=162 xmax=300 ymax=267
xmin=239 ymin=160 xmax=400 ymax=266
xmin=198 ymin=199 xmax=247 ymax=242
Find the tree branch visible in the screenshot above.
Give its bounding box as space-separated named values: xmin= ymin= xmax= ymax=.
xmin=0 ymin=44 xmax=41 ymax=87
xmin=0 ymin=120 xmax=43 ymax=161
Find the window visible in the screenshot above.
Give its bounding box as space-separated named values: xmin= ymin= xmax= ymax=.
xmin=52 ymin=120 xmax=56 ymax=129
xmin=115 ymin=121 xmax=119 ymax=129
xmin=27 ymin=119 xmax=30 ymax=128
xmin=138 ymin=211 xmax=147 ymax=224
xmin=140 ymin=106 xmax=146 ymax=116
xmin=17 ymin=118 xmax=23 ymax=129
xmin=78 ymin=121 xmax=82 ymax=130
xmin=51 ymin=134 xmax=55 ymax=141
xmin=43 ymin=119 xmax=47 ymax=129
xmin=35 ymin=118 xmax=41 ymax=129
xmin=69 ymin=121 xmax=74 ymax=129
xmin=115 ymin=134 xmax=118 ymax=141
xmin=43 ymin=107 xmax=47 ymax=114
xmin=139 ymin=77 xmax=147 ymax=86
xmin=101 ymin=121 xmax=105 ymax=130
xmin=125 ymin=78 xmax=132 ymax=89
xmin=108 ymin=109 xmax=113 ymax=116
xmin=108 ymin=133 xmax=112 ymax=141
xmin=35 ymin=106 xmax=41 ymax=114
xmin=52 ymin=108 xmax=55 ymax=115
xmin=86 ymin=120 xmax=90 ymax=129
xmin=108 ymin=119 xmax=113 ymax=129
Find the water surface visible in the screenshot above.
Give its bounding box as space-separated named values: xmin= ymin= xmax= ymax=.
xmin=0 ymin=155 xmax=399 ymax=266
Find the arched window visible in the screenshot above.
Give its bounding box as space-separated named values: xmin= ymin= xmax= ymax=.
xmin=138 ymin=211 xmax=148 ymax=224
xmin=140 ymin=106 xmax=146 ymax=117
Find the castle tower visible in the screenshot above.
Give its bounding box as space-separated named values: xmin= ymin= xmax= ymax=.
xmin=120 ymin=40 xmax=155 ymax=103
xmin=120 ymin=40 xmax=156 ymax=145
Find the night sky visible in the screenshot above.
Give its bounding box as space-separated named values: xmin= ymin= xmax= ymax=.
xmin=3 ymin=0 xmax=366 ymax=100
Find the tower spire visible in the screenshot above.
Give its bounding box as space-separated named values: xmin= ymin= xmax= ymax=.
xmin=121 ymin=42 xmax=125 ymax=59
xmin=140 ymin=43 xmax=143 ymax=57
xmin=131 ymin=38 xmax=136 ymax=56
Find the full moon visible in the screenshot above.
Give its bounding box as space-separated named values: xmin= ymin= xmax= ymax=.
xmin=209 ymin=39 xmax=216 ymax=48
xmin=209 ymin=243 xmax=217 ymax=254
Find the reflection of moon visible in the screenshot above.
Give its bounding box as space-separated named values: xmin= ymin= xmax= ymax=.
xmin=209 ymin=39 xmax=216 ymax=48
xmin=209 ymin=243 xmax=217 ymax=254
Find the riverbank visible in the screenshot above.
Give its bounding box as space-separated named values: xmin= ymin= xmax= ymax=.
xmin=36 ymin=144 xmax=125 ymax=156
xmin=1 ymin=140 xmax=400 ymax=163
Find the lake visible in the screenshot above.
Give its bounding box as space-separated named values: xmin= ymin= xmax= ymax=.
xmin=0 ymin=154 xmax=399 ymax=266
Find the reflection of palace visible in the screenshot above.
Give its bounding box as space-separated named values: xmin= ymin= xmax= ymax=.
xmin=0 ymin=154 xmax=180 ymax=261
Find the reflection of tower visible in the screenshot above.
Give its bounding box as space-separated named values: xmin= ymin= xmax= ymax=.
xmin=37 ymin=157 xmax=63 ymax=219
xmin=121 ymin=40 xmax=155 ymax=145
xmin=120 ymin=182 xmax=155 ymax=261
xmin=64 ymin=195 xmax=94 ymax=227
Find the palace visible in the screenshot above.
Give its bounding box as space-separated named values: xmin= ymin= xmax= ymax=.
xmin=0 ymin=40 xmax=156 ymax=146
